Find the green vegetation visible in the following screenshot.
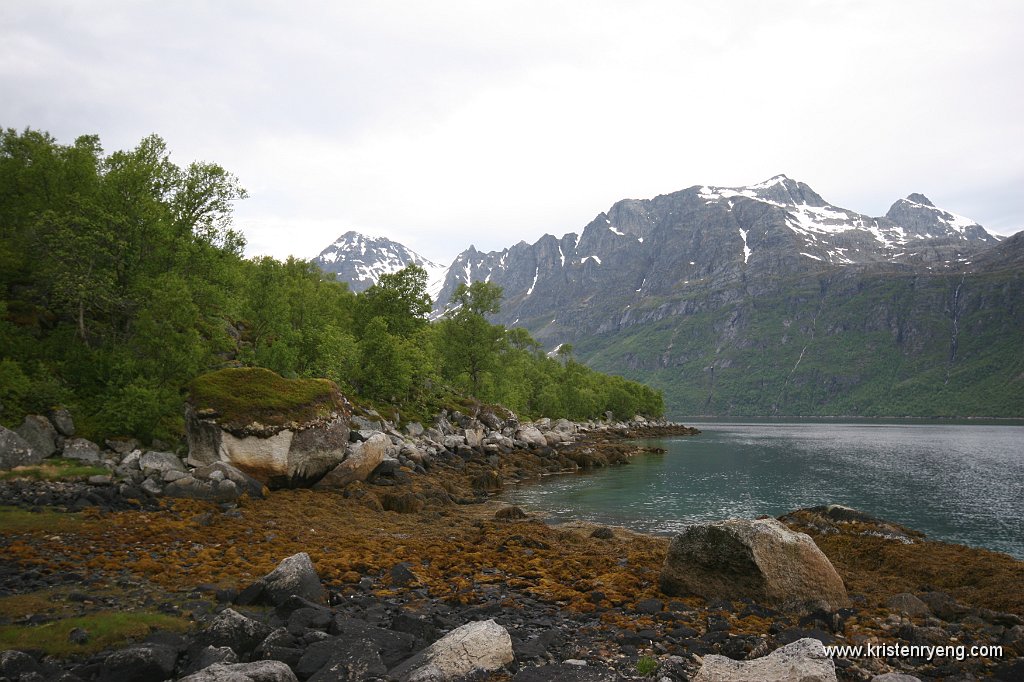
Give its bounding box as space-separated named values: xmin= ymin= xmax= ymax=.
xmin=0 ymin=459 xmax=109 ymax=482
xmin=187 ymin=367 xmax=343 ymax=428
xmin=636 ymin=655 xmax=659 ymax=676
xmin=577 ymin=268 xmax=1024 ymax=417
xmin=0 ymin=128 xmax=662 ymax=444
xmin=0 ymin=506 xmax=83 ymax=532
xmin=0 ymin=611 xmax=189 ymax=657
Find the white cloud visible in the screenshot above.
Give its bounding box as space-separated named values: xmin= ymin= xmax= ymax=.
xmin=2 ymin=0 xmax=1021 ymax=265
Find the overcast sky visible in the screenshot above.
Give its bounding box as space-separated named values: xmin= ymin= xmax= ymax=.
xmin=3 ymin=1 xmax=1022 ymax=265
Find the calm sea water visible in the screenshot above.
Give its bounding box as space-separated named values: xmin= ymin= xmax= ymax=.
xmin=498 ymin=422 xmax=1024 ymax=559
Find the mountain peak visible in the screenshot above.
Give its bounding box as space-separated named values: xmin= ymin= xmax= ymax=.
xmin=313 ymin=231 xmax=444 ymax=293
xmin=906 ymin=193 xmax=935 ymax=207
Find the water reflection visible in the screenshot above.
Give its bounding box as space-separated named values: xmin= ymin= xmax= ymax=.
xmin=498 ymin=423 xmax=1024 ymax=559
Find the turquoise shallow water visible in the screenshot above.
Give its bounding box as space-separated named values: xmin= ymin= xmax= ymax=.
xmin=497 ymin=422 xmax=1024 ymax=559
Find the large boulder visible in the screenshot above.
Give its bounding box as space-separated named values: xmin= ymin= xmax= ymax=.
xmin=693 ymin=637 xmax=837 ymax=682
xmin=185 ymin=368 xmax=351 ymax=488
xmin=15 ymin=415 xmax=59 ymax=458
xmin=195 ymin=608 xmax=273 ymax=656
xmin=254 ymin=552 xmax=325 ymax=606
xmin=314 ymin=433 xmax=392 ymax=489
xmin=0 ymin=426 xmax=42 ymax=470
xmin=659 ymin=518 xmax=849 ymax=613
xmin=179 ymin=660 xmax=298 ymax=682
xmin=98 ymin=643 xmax=178 ymax=682
xmin=48 ymin=407 xmax=75 ymax=437
xmin=389 ymin=619 xmax=514 ymax=681
xmin=515 ymin=426 xmax=547 ymax=448
xmin=62 ymin=437 xmax=101 ymax=463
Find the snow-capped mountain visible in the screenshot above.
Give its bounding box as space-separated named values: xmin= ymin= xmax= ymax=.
xmin=430 ymin=174 xmax=1001 ymax=318
xmin=310 ymin=177 xmax=1022 ymax=417
xmin=312 ymin=231 xmax=448 ymax=294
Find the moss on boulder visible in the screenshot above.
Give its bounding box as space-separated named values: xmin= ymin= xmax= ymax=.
xmin=187 ymin=368 xmax=346 ymax=432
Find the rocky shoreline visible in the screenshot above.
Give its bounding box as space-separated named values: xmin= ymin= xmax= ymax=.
xmin=1 ymin=412 xmax=1022 ymax=681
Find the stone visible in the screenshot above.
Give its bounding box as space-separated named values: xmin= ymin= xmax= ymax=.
xmin=590 ymin=527 xmax=614 ymax=540
xmin=140 ymin=477 xmax=163 ymax=496
xmin=495 ymin=505 xmax=528 ymax=520
xmin=0 ymin=425 xmax=43 ymax=469
xmin=48 ymin=408 xmax=76 ymax=437
xmin=250 ymin=553 xmax=325 ymax=607
xmin=178 ymin=660 xmax=298 ymax=682
xmin=693 ymin=637 xmax=837 ymax=682
xmin=870 ymin=674 xmax=922 ymax=681
xmin=389 ymin=619 xmax=514 ymax=681
xmin=196 ymin=608 xmax=274 ymax=656
xmin=316 ymin=433 xmax=392 ymax=488
xmin=182 ymin=645 xmax=238 ymax=676
xmin=15 ymin=415 xmax=59 ymax=458
xmin=194 ymin=462 xmax=267 ymax=498
xmin=405 ymin=422 xmax=425 ymax=437
xmin=296 ymin=637 xmax=386 ymax=681
xmin=659 ymin=518 xmax=849 ymax=613
xmin=165 ymin=475 xmax=242 ymax=503
xmin=886 ymin=593 xmax=931 ymax=618
xmin=329 ymin=615 xmax=417 ymax=668
xmin=0 ymin=650 xmax=41 ymax=679
xmin=62 ymin=438 xmax=101 ymax=463
xmin=97 ymin=643 xmax=178 ymax=682
xmin=185 ymin=383 xmax=350 ymax=488
xmin=516 ymin=426 xmax=547 ymax=448
xmin=139 ymin=450 xmax=186 ymax=474
xmin=105 ymin=437 xmax=139 ymax=454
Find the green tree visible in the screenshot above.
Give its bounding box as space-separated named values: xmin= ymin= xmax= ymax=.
xmin=354 ymin=265 xmax=432 ymax=338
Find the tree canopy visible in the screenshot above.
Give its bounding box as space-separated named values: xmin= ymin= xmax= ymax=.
xmin=0 ymin=128 xmax=663 ymax=444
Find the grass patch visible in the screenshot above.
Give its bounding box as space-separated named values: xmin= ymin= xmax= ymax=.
xmin=0 ymin=459 xmax=109 ymax=482
xmin=0 ymin=506 xmax=83 ymax=533
xmin=0 ymin=611 xmax=189 ymax=657
xmin=188 ymin=367 xmax=344 ymax=428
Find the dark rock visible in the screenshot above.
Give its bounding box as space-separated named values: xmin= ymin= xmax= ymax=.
xmin=389 ymin=561 xmax=418 ymax=587
xmin=390 ymin=611 xmax=438 ymax=644
xmin=495 ymin=505 xmax=528 ymax=520
xmin=589 ymin=527 xmax=614 ymax=540
xmin=635 ymin=598 xmax=663 ymax=615
xmin=105 ymin=437 xmax=139 ymax=454
xmin=297 ymin=637 xmax=387 ymax=681
xmin=48 ymin=408 xmax=75 ymax=437
xmin=0 ymin=426 xmax=43 ymax=469
xmin=196 ymin=608 xmax=273 ymax=656
xmin=917 ymin=592 xmax=967 ymax=622
xmin=329 ymin=615 xmax=417 ymax=668
xmin=286 ymin=606 xmax=333 ymax=634
xmin=0 ymin=650 xmax=41 ymax=679
xmin=15 ymin=416 xmax=59 ymax=458
xmin=62 ymin=438 xmax=101 ymax=463
xmin=193 ymin=462 xmax=267 ymax=499
xmin=886 ymin=593 xmax=932 ymax=618
xmin=67 ymin=627 xmax=90 ymax=645
xmin=97 ymin=643 xmax=178 ymax=682
xmin=181 ymin=645 xmax=238 ymax=676
xmin=255 ymin=553 xmax=324 ymax=606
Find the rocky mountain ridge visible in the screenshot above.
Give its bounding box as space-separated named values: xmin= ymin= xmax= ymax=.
xmin=313 ymin=177 xmax=1023 ymax=417
xmin=312 ymin=231 xmax=446 ymax=294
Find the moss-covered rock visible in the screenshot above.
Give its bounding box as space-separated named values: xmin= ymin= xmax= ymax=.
xmin=187 ymin=368 xmax=346 ymax=432
xmin=185 ymin=368 xmax=352 ymax=488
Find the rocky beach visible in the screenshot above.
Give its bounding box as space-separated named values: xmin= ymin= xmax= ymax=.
xmin=1 ymin=403 xmax=1022 ymax=681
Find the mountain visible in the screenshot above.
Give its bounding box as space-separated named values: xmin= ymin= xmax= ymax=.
xmin=313 ymin=231 xmax=447 ymax=294
xmin=314 ymin=177 xmax=1023 ymax=417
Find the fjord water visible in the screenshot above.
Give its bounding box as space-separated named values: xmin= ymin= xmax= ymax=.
xmin=499 ymin=422 xmax=1024 ymax=559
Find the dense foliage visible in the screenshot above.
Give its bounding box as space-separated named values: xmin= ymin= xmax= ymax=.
xmin=0 ymin=129 xmax=662 ymax=443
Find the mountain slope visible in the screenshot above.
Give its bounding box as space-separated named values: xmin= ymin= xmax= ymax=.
xmin=313 ymin=231 xmax=447 ymax=294
xmin=314 ymin=178 xmax=1022 ymax=417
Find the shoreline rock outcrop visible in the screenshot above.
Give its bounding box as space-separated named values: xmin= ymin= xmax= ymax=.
xmin=659 ymin=517 xmax=850 ymax=614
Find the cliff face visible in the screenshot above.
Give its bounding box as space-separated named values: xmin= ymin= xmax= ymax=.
xmin=317 ymin=177 xmax=1024 ymax=417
